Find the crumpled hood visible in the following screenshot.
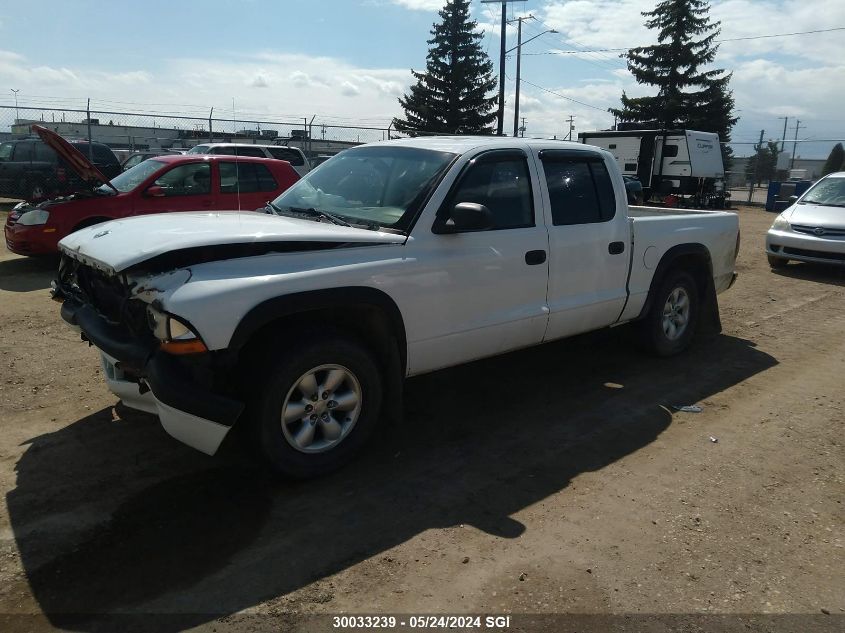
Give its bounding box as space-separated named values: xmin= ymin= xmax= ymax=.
xmin=58 ymin=211 xmax=406 ymax=273
xmin=785 ymin=202 xmax=845 ymax=229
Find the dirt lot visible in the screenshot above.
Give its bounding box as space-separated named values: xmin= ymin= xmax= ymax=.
xmin=0 ymin=206 xmax=842 ymax=632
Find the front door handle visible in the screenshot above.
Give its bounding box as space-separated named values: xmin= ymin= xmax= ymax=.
xmin=525 ymin=250 xmax=546 ymax=265
xmin=608 ymin=241 xmax=625 ymax=255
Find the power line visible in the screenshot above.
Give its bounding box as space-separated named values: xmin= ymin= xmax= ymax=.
xmin=518 ymin=78 xmax=608 ymax=112
xmin=520 ymin=26 xmax=845 ymax=56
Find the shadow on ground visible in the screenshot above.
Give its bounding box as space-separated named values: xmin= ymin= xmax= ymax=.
xmin=0 ymin=254 xmax=58 ymax=292
xmin=771 ymin=261 xmax=845 ymax=287
xmin=5 ymin=329 xmax=777 ymax=631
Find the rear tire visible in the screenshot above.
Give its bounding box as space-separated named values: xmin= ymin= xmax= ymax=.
xmin=638 ymin=269 xmax=700 ymax=357
xmin=249 ymin=334 xmax=383 ymax=479
xmin=767 ymin=254 xmax=789 ymax=269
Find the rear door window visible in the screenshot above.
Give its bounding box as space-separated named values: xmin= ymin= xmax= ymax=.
xmin=0 ymin=143 xmax=13 ymax=160
xmin=540 ymin=152 xmax=617 ymax=225
xmin=235 ymin=147 xmax=267 ymax=158
xmin=268 ymin=147 xmax=305 ymax=166
xmin=219 ymin=161 xmax=278 ymax=193
xmin=13 ymin=142 xmax=33 ymax=162
xmin=34 ymin=142 xmax=55 ymax=162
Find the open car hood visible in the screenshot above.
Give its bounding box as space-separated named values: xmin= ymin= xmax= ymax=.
xmin=32 ymin=124 xmax=117 ymax=194
xmin=58 ymin=211 xmax=406 ymax=273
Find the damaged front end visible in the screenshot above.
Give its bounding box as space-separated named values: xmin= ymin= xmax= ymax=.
xmin=52 ymin=254 xmax=244 ymax=455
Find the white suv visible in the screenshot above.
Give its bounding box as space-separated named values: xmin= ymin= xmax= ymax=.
xmin=187 ymin=143 xmax=310 ymax=177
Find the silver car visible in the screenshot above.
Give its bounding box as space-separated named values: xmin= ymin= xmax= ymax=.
xmin=766 ymin=172 xmax=845 ymax=268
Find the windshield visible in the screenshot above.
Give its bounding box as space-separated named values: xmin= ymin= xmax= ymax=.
xmin=187 ymin=145 xmax=209 ymax=154
xmin=268 ymin=146 xmax=455 ymax=231
xmin=98 ymin=159 xmax=165 ymax=193
xmin=800 ymin=177 xmax=845 ymax=207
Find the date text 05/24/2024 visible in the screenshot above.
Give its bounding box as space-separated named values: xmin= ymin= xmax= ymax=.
xmin=332 ymin=615 xmax=512 ymax=629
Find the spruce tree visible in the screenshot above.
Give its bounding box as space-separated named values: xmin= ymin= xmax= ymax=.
xmin=610 ymin=0 xmax=737 ymax=165
xmin=394 ymin=0 xmax=498 ymax=135
xmin=822 ymin=143 xmax=845 ymax=176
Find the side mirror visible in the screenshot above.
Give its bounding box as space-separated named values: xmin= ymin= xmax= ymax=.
xmin=788 ymin=195 xmax=798 ymax=203
xmin=436 ymin=202 xmax=493 ymax=233
xmin=144 ymin=185 xmax=165 ymax=198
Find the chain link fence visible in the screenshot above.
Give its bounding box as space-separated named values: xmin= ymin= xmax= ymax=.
xmin=0 ymin=105 xmax=400 ymax=159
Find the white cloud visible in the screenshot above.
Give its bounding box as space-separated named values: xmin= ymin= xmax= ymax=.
xmin=0 ymin=50 xmax=411 ymax=126
xmin=340 ymin=80 xmax=361 ymax=96
xmin=250 ymin=73 xmax=269 ymax=88
xmin=388 ymin=0 xmax=443 ymax=10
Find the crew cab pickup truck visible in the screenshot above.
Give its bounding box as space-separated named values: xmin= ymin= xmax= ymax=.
xmin=52 ymin=137 xmax=739 ymax=478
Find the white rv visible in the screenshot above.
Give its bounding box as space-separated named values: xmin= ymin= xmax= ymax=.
xmin=578 ymin=129 xmax=727 ymax=207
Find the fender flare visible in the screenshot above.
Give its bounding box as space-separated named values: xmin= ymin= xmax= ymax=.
xmin=638 ymin=243 xmax=722 ymax=336
xmin=228 ymin=286 xmax=408 ymax=373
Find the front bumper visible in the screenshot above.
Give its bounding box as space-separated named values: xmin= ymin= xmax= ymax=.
xmin=767 ymin=229 xmax=845 ymax=266
xmin=61 ymin=299 xmax=244 ymax=455
xmin=4 ymin=218 xmax=61 ymax=256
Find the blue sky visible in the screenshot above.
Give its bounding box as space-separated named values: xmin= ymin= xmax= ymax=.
xmin=1 ymin=0 xmax=843 ymax=158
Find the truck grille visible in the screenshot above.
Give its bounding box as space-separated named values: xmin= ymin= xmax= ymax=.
xmin=791 ymin=224 xmax=845 ymax=238
xmin=58 ymin=256 xmax=149 ymax=335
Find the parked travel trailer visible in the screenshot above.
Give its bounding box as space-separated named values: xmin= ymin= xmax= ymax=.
xmin=578 ymin=129 xmax=727 ymax=208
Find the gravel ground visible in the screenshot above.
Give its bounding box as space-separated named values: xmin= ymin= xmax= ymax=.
xmin=0 ymin=207 xmax=842 ymax=632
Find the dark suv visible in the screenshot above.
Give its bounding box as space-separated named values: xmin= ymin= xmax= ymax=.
xmin=0 ymin=137 xmax=121 ymax=201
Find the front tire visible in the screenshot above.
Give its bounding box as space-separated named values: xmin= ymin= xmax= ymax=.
xmin=250 ymin=335 xmax=383 ymax=478
xmin=767 ymin=254 xmax=789 ymax=269
xmin=639 ymin=270 xmax=700 ymax=357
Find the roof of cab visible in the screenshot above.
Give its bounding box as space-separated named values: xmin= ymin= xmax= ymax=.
xmin=354 ymin=135 xmax=601 ymax=155
xmin=149 ymin=154 xmax=287 ymax=164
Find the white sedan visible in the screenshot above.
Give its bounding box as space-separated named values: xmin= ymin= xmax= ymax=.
xmin=766 ymin=172 xmax=845 ymax=268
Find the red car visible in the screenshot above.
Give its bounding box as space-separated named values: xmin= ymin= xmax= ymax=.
xmin=5 ymin=125 xmax=300 ymax=256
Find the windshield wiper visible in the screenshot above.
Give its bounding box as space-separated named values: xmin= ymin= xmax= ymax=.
xmin=286 ymin=206 xmax=352 ymax=227
xmin=800 ymin=201 xmax=845 ymax=207
xmin=266 ymin=200 xmax=284 ymax=214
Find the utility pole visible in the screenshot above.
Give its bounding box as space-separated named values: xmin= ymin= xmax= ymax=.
xmin=566 ymin=115 xmax=576 ymax=141
xmin=520 ymin=117 xmax=526 ymax=137
xmin=482 ymin=0 xmax=526 ymax=136
xmin=512 ymin=16 xmax=524 ymax=138
xmin=790 ymin=119 xmax=806 ymax=170
xmin=507 ymin=15 xmax=557 ymax=138
xmin=748 ymin=129 xmax=764 ymax=204
xmin=10 ymin=89 xmax=20 ymax=123
xmin=86 ymin=98 xmax=93 ymax=160
xmin=777 ymin=116 xmax=788 ymax=152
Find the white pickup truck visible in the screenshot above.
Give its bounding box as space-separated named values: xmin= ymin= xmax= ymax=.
xmin=53 ymin=137 xmax=739 ymax=477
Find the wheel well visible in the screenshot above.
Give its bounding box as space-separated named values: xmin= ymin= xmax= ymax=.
xmin=236 ymin=303 xmax=405 ymax=379
xmin=639 ymin=244 xmax=722 ymax=336
xmin=667 ymin=253 xmax=711 ymax=297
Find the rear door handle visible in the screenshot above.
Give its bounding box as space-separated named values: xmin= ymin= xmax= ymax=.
xmin=608 ymin=241 xmax=625 ymax=255
xmin=525 ymin=250 xmax=546 ymax=265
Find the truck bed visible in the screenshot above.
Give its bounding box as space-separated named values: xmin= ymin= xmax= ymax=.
xmin=628 ymin=205 xmax=726 ymax=217
xmin=618 ymin=206 xmax=740 ymax=323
